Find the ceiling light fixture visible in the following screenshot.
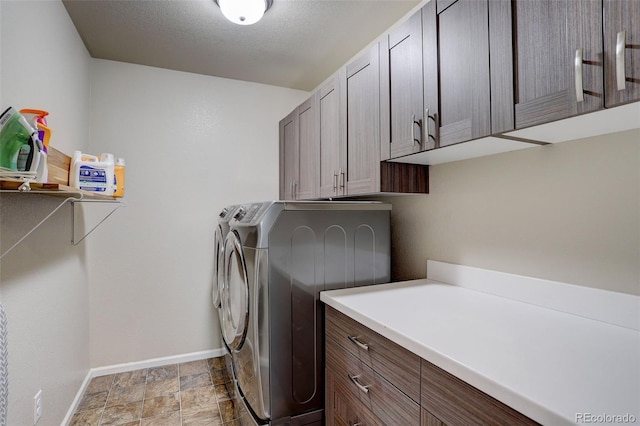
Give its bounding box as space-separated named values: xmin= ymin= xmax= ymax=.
xmin=215 ymin=0 xmax=273 ymax=26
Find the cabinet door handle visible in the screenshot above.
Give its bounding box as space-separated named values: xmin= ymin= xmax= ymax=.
xmin=616 ymin=31 xmax=627 ymax=91
xmin=290 ymin=181 xmax=294 ymax=199
xmin=333 ymin=172 xmax=338 ymax=192
xmin=293 ymin=181 xmax=298 ymax=200
xmin=574 ymin=48 xmax=584 ymax=103
xmin=411 ymin=114 xmax=422 ymax=146
xmin=425 ymin=108 xmax=439 ymax=147
xmin=339 ymin=168 xmax=345 ymax=192
xmin=424 ymin=108 xmax=430 ymax=144
xmin=348 ymin=335 xmax=369 ymax=351
xmin=348 ymin=374 xmax=370 ymax=394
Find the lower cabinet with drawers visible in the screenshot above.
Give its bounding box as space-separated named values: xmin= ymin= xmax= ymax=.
xmin=325 ymin=306 xmax=539 ymax=426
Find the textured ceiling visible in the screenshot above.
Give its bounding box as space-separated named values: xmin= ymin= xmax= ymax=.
xmin=62 ymin=0 xmax=422 ymax=92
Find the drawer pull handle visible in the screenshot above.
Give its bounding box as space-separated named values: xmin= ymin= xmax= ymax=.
xmin=348 ymin=374 xmax=370 ymax=394
xmin=348 ymin=335 xmax=369 ymax=351
xmin=349 ymin=422 xmax=362 ymax=426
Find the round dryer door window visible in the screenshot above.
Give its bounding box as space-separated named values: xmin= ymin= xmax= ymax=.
xmin=221 ymin=230 xmax=249 ymax=351
xmin=211 ymin=224 xmax=224 ymax=309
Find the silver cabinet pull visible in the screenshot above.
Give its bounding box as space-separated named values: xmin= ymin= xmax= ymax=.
xmin=616 ymin=31 xmax=627 ymax=91
xmin=348 ymin=374 xmax=370 ymax=394
xmin=293 ymin=181 xmax=297 ymax=200
xmin=333 ymin=172 xmax=338 ymax=192
xmin=424 ymin=108 xmax=430 ymax=143
xmin=574 ymin=48 xmax=584 ymax=103
xmin=290 ymin=181 xmax=294 ymax=199
xmin=424 ymin=108 xmax=440 ymax=147
xmin=411 ymin=114 xmax=422 ymax=146
xmin=425 ymin=109 xmax=439 ymax=148
xmin=348 ymin=423 xmax=362 ymax=426
xmin=339 ymin=168 xmax=345 ymax=192
xmin=348 ymin=335 xmax=369 ymax=351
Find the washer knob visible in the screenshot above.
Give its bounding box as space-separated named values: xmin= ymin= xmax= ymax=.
xmin=233 ymin=207 xmax=246 ymax=221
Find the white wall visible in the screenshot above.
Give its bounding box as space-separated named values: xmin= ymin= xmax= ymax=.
xmin=0 ymin=0 xmax=307 ymax=420
xmin=0 ymin=1 xmax=92 ymax=425
xmin=86 ymin=60 xmax=308 ymax=367
xmin=381 ymin=129 xmax=640 ymax=296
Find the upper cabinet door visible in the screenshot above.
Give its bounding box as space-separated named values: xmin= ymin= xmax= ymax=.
xmin=279 ymin=109 xmax=298 ymax=201
xmin=319 ymin=72 xmax=346 ymax=198
xmin=513 ymin=0 xmax=603 ymax=129
xmin=345 ymin=44 xmax=381 ymax=196
xmin=604 ymin=0 xmax=640 ymax=107
xmin=434 ymin=0 xmax=492 ymax=147
xmin=279 ymin=97 xmax=319 ymax=201
xmin=381 ymin=11 xmax=425 ymax=159
xmin=296 ymin=95 xmax=319 ymax=200
xmin=422 ymin=0 xmax=439 ymax=150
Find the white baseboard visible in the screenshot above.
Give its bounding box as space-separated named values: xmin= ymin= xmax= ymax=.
xmin=62 ymin=348 xmax=226 ymax=425
xmin=90 ymin=348 xmax=226 ymax=377
xmin=427 ymin=260 xmax=640 ymax=330
xmin=62 ymin=370 xmax=93 ymax=426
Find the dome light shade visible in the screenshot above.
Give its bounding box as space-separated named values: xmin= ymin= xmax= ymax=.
xmin=215 ymin=0 xmax=273 ymax=26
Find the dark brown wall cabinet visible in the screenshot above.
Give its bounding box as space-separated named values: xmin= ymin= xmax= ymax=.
xmin=504 ymin=0 xmax=639 ymax=129
xmin=382 ymin=0 xmax=513 ymax=159
xmin=380 ymin=0 xmax=639 ymax=164
xmin=433 ymin=0 xmax=495 ymax=146
xmin=509 ymin=0 xmax=604 ymax=129
xmin=604 ymin=0 xmax=640 ymax=107
xmin=344 ymin=44 xmax=429 ymax=196
xmin=344 ymin=44 xmax=383 ymax=195
xmin=319 ymin=72 xmax=346 ymax=198
xmin=325 ymin=306 xmax=539 ymax=426
xmin=279 ymin=96 xmax=319 ymax=200
xmin=380 ymin=10 xmax=427 ymax=159
xmin=281 ymin=43 xmax=429 ymax=201
xmin=281 ymin=0 xmax=638 ymax=193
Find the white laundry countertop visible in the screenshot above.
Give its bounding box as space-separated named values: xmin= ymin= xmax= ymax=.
xmin=320 ymin=277 xmax=640 ymax=425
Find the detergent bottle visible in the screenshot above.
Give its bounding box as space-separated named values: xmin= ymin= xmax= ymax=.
xmin=70 ymin=151 xmax=115 ymax=195
xmin=114 ymin=157 xmax=126 ymax=198
xmin=19 ymin=109 xmax=51 ymax=150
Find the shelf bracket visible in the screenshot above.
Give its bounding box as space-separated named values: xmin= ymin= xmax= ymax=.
xmin=1 ymin=186 xmax=125 ymax=259
xmin=0 ymin=194 xmax=79 ymax=260
xmin=71 ymin=199 xmax=126 ymax=246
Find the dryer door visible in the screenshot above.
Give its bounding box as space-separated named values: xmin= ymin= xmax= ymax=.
xmin=211 ymin=224 xmax=224 ymax=309
xmin=221 ymin=230 xmax=249 ymax=351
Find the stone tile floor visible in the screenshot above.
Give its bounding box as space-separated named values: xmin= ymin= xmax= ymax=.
xmin=69 ymin=357 xmax=240 ymax=426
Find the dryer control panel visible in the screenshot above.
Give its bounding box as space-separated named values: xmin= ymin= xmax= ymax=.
xmin=233 ymin=202 xmax=272 ymax=225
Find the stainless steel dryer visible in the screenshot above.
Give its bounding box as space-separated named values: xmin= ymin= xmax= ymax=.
xmin=220 ymin=201 xmax=391 ymax=425
xmin=212 ymin=204 xmax=239 ymax=384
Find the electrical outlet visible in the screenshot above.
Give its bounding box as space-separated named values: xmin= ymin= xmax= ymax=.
xmin=33 ymin=390 xmax=42 ymax=425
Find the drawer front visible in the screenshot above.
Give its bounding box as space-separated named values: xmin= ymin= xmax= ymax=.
xmin=327 ymin=336 xmax=420 ymax=425
xmin=326 ymin=368 xmax=385 ymax=426
xmin=326 ymin=306 xmax=421 ymax=402
xmin=421 ymin=408 xmax=444 ymax=426
xmin=421 ymin=359 xmax=539 ymax=426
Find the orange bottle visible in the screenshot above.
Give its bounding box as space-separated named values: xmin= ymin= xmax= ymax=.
xmin=114 ymin=157 xmax=126 ymax=198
